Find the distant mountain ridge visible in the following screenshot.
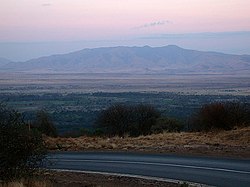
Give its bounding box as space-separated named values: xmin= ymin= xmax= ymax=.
xmin=0 ymin=57 xmax=12 ymax=67
xmin=1 ymin=45 xmax=250 ymax=74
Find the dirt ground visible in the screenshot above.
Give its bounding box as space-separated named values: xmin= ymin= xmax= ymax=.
xmin=45 ymin=127 xmax=250 ymax=158
xmin=0 ymin=173 xmax=179 ymax=187
xmin=45 ymin=171 xmax=180 ymax=187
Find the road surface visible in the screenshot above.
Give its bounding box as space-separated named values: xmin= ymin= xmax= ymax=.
xmin=47 ymin=152 xmax=250 ymax=187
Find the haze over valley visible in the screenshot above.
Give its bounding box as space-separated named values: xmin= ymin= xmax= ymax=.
xmin=1 ymin=44 xmax=250 ymax=132
xmin=1 ymin=45 xmax=250 ymax=75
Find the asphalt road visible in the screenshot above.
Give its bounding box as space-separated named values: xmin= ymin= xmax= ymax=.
xmin=48 ymin=152 xmax=250 ymax=187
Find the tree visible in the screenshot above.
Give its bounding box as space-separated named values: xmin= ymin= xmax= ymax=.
xmin=0 ymin=104 xmax=47 ymax=181
xmin=96 ymin=104 xmax=131 ymax=136
xmin=33 ymin=110 xmax=57 ymax=137
xmin=225 ymin=102 xmax=250 ymax=127
xmin=96 ymin=104 xmax=160 ymax=137
xmin=189 ymin=102 xmax=250 ymax=131
xmin=130 ymin=104 xmax=160 ymax=136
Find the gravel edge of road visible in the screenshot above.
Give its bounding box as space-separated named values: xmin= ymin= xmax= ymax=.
xmin=47 ymin=169 xmax=213 ymax=187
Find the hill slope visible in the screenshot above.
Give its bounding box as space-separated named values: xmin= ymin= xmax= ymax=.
xmin=0 ymin=57 xmax=12 ymax=68
xmin=2 ymin=45 xmax=250 ymax=74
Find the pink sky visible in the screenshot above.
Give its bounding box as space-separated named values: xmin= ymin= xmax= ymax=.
xmin=1 ymin=0 xmax=250 ymax=61
xmin=1 ymin=0 xmax=250 ymax=41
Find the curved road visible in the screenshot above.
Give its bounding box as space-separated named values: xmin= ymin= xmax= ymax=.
xmin=48 ymin=152 xmax=250 ymax=187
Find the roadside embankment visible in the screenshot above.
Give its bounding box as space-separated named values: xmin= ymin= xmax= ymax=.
xmin=45 ymin=127 xmax=250 ymax=158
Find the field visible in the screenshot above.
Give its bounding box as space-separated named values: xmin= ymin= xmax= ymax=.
xmin=1 ymin=72 xmax=250 ymax=94
xmin=0 ymin=73 xmax=250 ymax=133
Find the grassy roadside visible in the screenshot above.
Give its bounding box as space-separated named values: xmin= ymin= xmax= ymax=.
xmin=45 ymin=127 xmax=250 ymax=158
xmin=3 ymin=127 xmax=248 ymax=187
xmin=0 ymin=171 xmax=180 ymax=187
xmin=0 ymin=180 xmax=53 ymax=187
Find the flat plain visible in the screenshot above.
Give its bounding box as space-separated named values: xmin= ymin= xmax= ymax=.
xmin=1 ymin=72 xmax=250 ymax=95
xmin=1 ymin=73 xmax=249 ymax=133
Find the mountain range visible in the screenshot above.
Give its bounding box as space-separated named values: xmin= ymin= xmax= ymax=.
xmin=1 ymin=45 xmax=250 ymax=74
xmin=0 ymin=57 xmax=12 ymax=67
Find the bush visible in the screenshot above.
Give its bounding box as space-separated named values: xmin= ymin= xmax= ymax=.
xmin=189 ymin=102 xmax=250 ymax=131
xmin=91 ymin=128 xmax=103 ymax=136
xmin=33 ymin=110 xmax=57 ymax=137
xmin=96 ymin=104 xmax=132 ymax=137
xmin=130 ymin=104 xmax=160 ymax=136
xmin=61 ymin=128 xmax=93 ymax=138
xmin=61 ymin=128 xmax=105 ymax=138
xmin=151 ymin=117 xmax=183 ymax=133
xmin=225 ymin=102 xmax=250 ymax=127
xmin=0 ymin=104 xmax=47 ymax=181
xmin=96 ymin=104 xmax=160 ymax=137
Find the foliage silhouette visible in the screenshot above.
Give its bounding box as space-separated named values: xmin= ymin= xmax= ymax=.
xmin=33 ymin=110 xmax=57 ymax=137
xmin=189 ymin=102 xmax=250 ymax=131
xmin=0 ymin=104 xmax=47 ymax=181
xmin=151 ymin=117 xmax=183 ymax=133
xmin=96 ymin=104 xmax=160 ymax=137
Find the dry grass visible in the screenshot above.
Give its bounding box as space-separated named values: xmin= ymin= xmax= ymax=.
xmin=45 ymin=127 xmax=250 ymax=158
xmin=0 ymin=172 xmax=178 ymax=187
xmin=45 ymin=170 xmax=178 ymax=187
xmin=0 ymin=180 xmax=53 ymax=187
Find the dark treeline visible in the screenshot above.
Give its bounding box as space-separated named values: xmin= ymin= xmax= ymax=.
xmin=93 ymin=102 xmax=250 ymax=137
xmin=96 ymin=104 xmax=161 ymax=137
xmin=1 ymin=100 xmax=250 ymax=137
xmin=7 ymin=101 xmax=249 ymax=137
xmin=1 ymin=92 xmax=250 ymax=133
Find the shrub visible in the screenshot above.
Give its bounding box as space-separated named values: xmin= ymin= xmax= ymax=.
xmin=60 ymin=128 xmax=98 ymax=138
xmin=0 ymin=104 xmax=47 ymax=181
xmin=225 ymin=102 xmax=250 ymax=127
xmin=33 ymin=110 xmax=57 ymax=137
xmin=151 ymin=117 xmax=183 ymax=133
xmin=96 ymin=104 xmax=132 ymax=137
xmin=96 ymin=104 xmax=160 ymax=137
xmin=189 ymin=102 xmax=250 ymax=131
xmin=92 ymin=128 xmax=104 ymax=136
xmin=60 ymin=130 xmax=82 ymax=138
xmin=130 ymin=104 xmax=160 ymax=136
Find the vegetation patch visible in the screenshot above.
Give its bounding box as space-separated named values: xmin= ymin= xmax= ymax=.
xmin=0 ymin=104 xmax=48 ymax=182
xmin=45 ymin=126 xmax=250 ymax=158
xmin=189 ymin=102 xmax=250 ymax=131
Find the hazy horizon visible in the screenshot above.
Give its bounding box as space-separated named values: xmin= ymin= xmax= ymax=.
xmin=1 ymin=1 xmax=250 ymax=61
xmin=0 ymin=32 xmax=250 ymax=62
xmin=1 ymin=41 xmax=250 ymax=62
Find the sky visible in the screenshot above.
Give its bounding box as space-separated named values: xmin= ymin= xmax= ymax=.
xmin=0 ymin=0 xmax=250 ymax=61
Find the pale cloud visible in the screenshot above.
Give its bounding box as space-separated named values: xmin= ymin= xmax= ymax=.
xmin=42 ymin=1 xmax=52 ymax=7
xmin=134 ymin=20 xmax=171 ymax=29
